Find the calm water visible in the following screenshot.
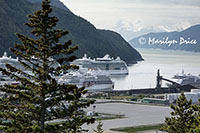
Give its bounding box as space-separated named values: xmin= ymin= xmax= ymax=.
xmin=111 ymin=48 xmax=200 ymax=90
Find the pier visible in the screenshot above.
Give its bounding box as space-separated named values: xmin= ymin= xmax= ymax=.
xmin=107 ymin=85 xmax=194 ymax=95
xmin=103 ymin=69 xmax=197 ymax=95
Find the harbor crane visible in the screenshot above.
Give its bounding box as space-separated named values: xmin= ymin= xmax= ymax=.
xmin=156 ymin=69 xmax=181 ymax=89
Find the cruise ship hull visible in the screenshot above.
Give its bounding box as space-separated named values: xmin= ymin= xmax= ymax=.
xmin=79 ymin=68 xmax=128 ymax=75
xmin=77 ymin=83 xmax=114 ymax=92
xmin=58 ymin=71 xmax=114 ymax=92
xmin=169 ymin=71 xmax=200 ymax=89
xmin=72 ymin=54 xmax=129 ymax=75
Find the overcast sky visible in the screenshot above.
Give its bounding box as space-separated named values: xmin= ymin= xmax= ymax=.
xmin=60 ymin=0 xmax=200 ymax=40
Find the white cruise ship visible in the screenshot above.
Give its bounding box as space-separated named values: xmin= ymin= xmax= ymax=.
xmin=58 ymin=70 xmax=114 ymax=92
xmin=171 ymin=70 xmax=200 ymax=89
xmin=72 ymin=54 xmax=128 ymax=75
xmin=0 ymin=52 xmax=22 ymax=69
xmin=0 ymin=52 xmax=114 ymax=92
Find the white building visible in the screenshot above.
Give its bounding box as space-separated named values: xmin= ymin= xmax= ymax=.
xmin=166 ymin=89 xmax=200 ymax=104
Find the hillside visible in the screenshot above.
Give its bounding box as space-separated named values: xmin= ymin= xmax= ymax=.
xmin=27 ymin=0 xmax=71 ymax=12
xmin=129 ymin=25 xmax=200 ymax=52
xmin=0 ymin=0 xmax=143 ymax=63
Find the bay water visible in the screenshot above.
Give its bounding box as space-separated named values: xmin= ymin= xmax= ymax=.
xmin=111 ymin=48 xmax=200 ymax=90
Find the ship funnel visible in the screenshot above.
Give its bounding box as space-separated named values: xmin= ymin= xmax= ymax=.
xmin=3 ymin=52 xmax=7 ymax=58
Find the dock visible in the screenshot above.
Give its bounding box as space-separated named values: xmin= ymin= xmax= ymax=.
xmin=105 ymin=85 xmax=195 ymax=95
xmin=103 ymin=69 xmax=197 ymax=95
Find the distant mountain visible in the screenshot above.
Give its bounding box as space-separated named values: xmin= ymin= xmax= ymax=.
xmin=129 ymin=25 xmax=200 ymax=52
xmin=0 ymin=0 xmax=143 ymax=63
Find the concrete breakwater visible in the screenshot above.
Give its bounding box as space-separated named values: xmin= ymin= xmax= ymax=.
xmin=105 ymin=84 xmax=195 ymax=95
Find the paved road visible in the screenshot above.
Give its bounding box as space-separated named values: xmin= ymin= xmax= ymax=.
xmin=83 ymin=103 xmax=171 ymax=133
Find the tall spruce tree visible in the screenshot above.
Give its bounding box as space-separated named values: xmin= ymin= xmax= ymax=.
xmin=189 ymin=104 xmax=200 ymax=133
xmin=0 ymin=0 xmax=94 ymax=132
xmin=160 ymin=92 xmax=198 ymax=133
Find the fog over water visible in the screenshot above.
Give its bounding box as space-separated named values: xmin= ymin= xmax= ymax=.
xmin=111 ymin=48 xmax=200 ymax=90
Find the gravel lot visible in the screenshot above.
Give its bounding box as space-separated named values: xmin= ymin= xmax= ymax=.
xmin=83 ymin=102 xmax=171 ymax=133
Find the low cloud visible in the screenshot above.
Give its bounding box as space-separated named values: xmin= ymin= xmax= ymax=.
xmin=61 ymin=0 xmax=200 ymax=40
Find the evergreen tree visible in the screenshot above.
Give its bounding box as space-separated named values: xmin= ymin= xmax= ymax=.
xmin=93 ymin=120 xmax=104 ymax=133
xmin=160 ymin=92 xmax=198 ymax=133
xmin=0 ymin=0 xmax=94 ymax=132
xmin=189 ymin=104 xmax=200 ymax=133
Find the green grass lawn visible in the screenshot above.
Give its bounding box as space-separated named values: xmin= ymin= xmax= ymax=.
xmin=110 ymin=124 xmax=164 ymax=132
xmin=96 ymin=112 xmax=126 ymax=120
